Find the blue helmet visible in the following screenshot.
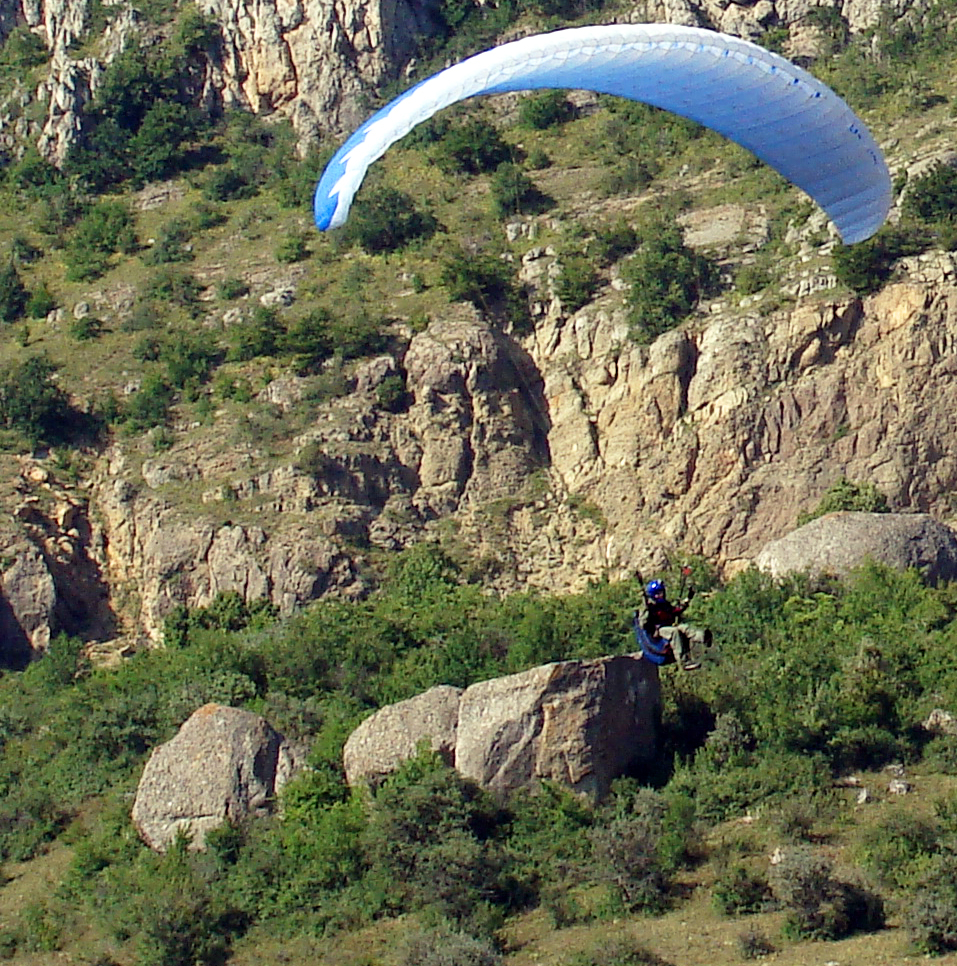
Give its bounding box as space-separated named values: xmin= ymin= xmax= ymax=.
xmin=646 ymin=580 xmax=666 ymax=599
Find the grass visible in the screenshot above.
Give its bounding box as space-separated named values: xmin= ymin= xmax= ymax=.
xmin=5 ymin=767 xmax=957 ymax=965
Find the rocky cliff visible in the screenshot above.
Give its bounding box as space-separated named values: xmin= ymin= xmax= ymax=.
xmin=0 ymin=0 xmax=927 ymax=162
xmin=2 ymin=0 xmax=957 ymax=658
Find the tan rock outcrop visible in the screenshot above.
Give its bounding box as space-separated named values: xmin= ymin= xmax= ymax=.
xmin=755 ymin=511 xmax=957 ymax=585
xmin=132 ymin=703 xmax=303 ymax=851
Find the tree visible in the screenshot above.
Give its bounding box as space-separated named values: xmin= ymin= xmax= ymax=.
xmin=622 ymin=218 xmax=718 ymax=343
xmin=0 ymin=354 xmax=71 ymax=445
xmin=342 ymin=187 xmax=439 ymax=254
xmin=0 ymin=262 xmax=28 ymax=323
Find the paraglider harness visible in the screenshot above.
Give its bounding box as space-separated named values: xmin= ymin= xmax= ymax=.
xmin=632 ymin=568 xmax=691 ymax=666
xmin=633 ymin=619 xmax=673 ymax=665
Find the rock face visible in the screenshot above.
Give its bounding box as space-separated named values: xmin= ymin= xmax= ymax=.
xmin=343 ymin=684 xmax=463 ymax=786
xmin=456 ymin=654 xmax=661 ymax=798
xmin=131 ymin=703 xmax=303 ymax=851
xmin=344 ymin=654 xmax=662 ymax=800
xmin=755 ymin=512 xmax=957 ymax=585
xmin=4 ymin=0 xmax=921 ymax=169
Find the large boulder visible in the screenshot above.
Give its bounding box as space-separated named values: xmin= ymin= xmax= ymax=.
xmin=342 ymin=655 xmax=662 ymax=800
xmin=343 ymin=684 xmax=463 ymax=787
xmin=755 ymin=512 xmax=957 ymax=585
xmin=132 ymin=704 xmax=303 ymax=851
xmin=455 ymin=654 xmax=661 ymax=800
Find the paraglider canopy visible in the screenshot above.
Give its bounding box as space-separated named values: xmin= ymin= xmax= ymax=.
xmin=314 ymin=24 xmax=890 ymax=244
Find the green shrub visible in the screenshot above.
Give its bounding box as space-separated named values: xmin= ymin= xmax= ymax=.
xmin=0 ymin=262 xmax=28 ymax=322
xmin=907 ymin=856 xmax=957 ymax=954
xmin=567 ymin=936 xmax=673 ymax=966
xmin=143 ymin=218 xmax=193 ymax=265
xmin=144 ymin=268 xmax=202 ymax=314
xmin=218 ymin=277 xmax=249 ymax=300
xmin=0 ymin=353 xmax=72 ymax=445
xmin=376 ymin=373 xmax=408 ymax=412
xmin=621 ymin=217 xmax=718 ymax=343
xmin=362 ymin=753 xmax=511 ymax=926
xmin=768 ymin=846 xmax=884 ymax=941
xmin=439 ymin=248 xmax=526 ymax=325
xmin=399 ymin=924 xmax=503 ymax=966
xmin=69 ymin=315 xmax=103 ymax=341
xmin=341 ymin=187 xmax=439 ymax=254
xmin=489 ymin=163 xmax=552 ymax=218
xmin=832 ymin=223 xmax=925 ymax=294
xmin=736 ymin=929 xmax=775 ymax=960
xmin=588 ymin=790 xmax=673 ymax=915
xmin=433 ymin=117 xmax=513 ymax=175
xmin=158 ymin=331 xmax=219 ymax=390
xmin=10 ymin=236 xmax=42 ymax=264
xmin=712 ymin=865 xmax=770 ymax=916
xmin=902 ymin=162 xmax=957 ymax=225
xmin=797 ymin=477 xmax=889 ymax=526
xmin=519 ymin=90 xmax=575 ymax=130
xmin=275 ymin=232 xmax=310 ymax=264
xmin=227 ymin=306 xmax=282 ymax=361
xmin=0 ymin=26 xmax=49 ymax=69
xmin=599 ymin=156 xmax=657 ymax=197
xmin=734 ymin=262 xmax=773 ymax=295
xmin=589 ymin=220 xmax=640 ymax=266
xmin=856 ymin=812 xmax=941 ymax=890
xmin=202 ymin=164 xmax=255 ymax=202
xmin=123 ymin=373 xmax=173 ymax=431
xmin=26 ymin=284 xmax=56 ymax=319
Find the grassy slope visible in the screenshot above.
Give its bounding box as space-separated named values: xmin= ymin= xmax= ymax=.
xmin=4 ymin=4 xmax=957 ymax=966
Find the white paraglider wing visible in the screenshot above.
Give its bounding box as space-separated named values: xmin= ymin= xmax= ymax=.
xmin=314 ymin=24 xmax=890 ymax=244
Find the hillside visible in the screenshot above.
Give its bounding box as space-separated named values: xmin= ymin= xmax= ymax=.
xmin=0 ymin=0 xmax=954 ymax=652
xmin=3 ymin=0 xmax=957 ymax=963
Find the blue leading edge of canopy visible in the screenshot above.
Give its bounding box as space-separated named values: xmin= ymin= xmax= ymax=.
xmin=313 ymin=25 xmax=891 ymax=243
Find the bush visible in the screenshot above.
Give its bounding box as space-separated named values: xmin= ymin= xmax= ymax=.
xmin=433 ymin=117 xmax=513 ymax=175
xmin=588 ymin=791 xmax=672 ymax=914
xmin=202 ymin=164 xmax=255 ymax=202
xmin=568 ymin=936 xmax=673 ymax=966
xmin=144 ymin=268 xmax=202 ymax=314
xmin=123 ymin=373 xmax=173 ymax=432
xmin=0 ymin=262 xmax=28 ymax=323
xmin=439 ymin=249 xmax=528 ymax=328
xmin=554 ymin=254 xmax=600 ymax=313
xmin=599 ymin=156 xmax=657 ymax=198
xmin=26 ymin=284 xmax=56 ymax=319
xmin=218 ymin=277 xmax=249 ymax=301
xmin=0 ymin=26 xmax=49 ymax=69
xmin=69 ymin=315 xmax=103 ymax=341
xmin=712 ymin=865 xmax=770 ymax=916
xmin=0 ymin=353 xmax=72 ymax=446
xmin=737 ymin=929 xmax=775 ymax=960
xmin=227 ymin=306 xmax=282 ymax=361
xmin=143 ymin=219 xmax=193 ymax=265
xmin=855 ymin=812 xmax=941 ymax=890
xmin=768 ymin=847 xmax=884 ymax=941
xmin=832 ymin=223 xmax=925 ymax=294
xmin=489 ymin=163 xmax=552 ymax=219
xmin=797 ymin=477 xmax=889 ymax=526
xmin=341 ymin=187 xmax=439 ymax=254
xmin=622 ymin=218 xmax=718 ymax=343
xmin=902 ymin=162 xmax=957 ymax=225
xmin=275 ymin=232 xmax=309 ymax=264
xmin=399 ymin=924 xmax=502 ymax=966
xmin=519 ymin=90 xmax=575 ymax=130
xmin=907 ymin=857 xmax=957 ymax=954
